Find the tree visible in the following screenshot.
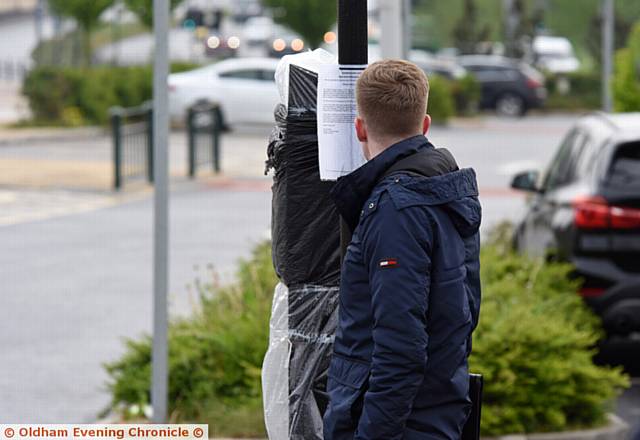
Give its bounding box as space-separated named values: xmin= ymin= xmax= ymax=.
xmin=452 ymin=0 xmax=491 ymax=55
xmin=613 ymin=21 xmax=640 ymax=112
xmin=123 ymin=0 xmax=183 ymax=28
xmin=48 ymin=0 xmax=114 ymax=66
xmin=503 ymin=0 xmax=535 ymax=58
xmin=262 ymin=0 xmax=337 ymax=49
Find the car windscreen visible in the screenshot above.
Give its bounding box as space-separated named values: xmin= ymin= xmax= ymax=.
xmin=608 ymin=142 xmax=640 ymax=187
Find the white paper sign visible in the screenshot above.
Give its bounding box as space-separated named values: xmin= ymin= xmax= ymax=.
xmin=317 ymin=64 xmax=367 ymax=181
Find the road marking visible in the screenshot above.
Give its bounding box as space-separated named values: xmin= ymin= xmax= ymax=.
xmin=0 ymin=190 xmax=144 ymax=227
xmin=0 ymin=191 xmax=18 ymax=203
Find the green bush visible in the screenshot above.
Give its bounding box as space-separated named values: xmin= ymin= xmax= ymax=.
xmin=105 ymin=242 xmax=276 ymax=436
xmin=105 ymin=232 xmax=628 ymax=437
xmin=428 ymin=75 xmax=455 ymax=124
xmin=450 ymin=74 xmax=481 ymax=115
xmin=544 ymin=71 xmax=601 ymax=111
xmin=471 ymin=224 xmax=628 ymax=436
xmin=22 ymin=63 xmax=197 ymax=126
xmin=613 ymin=21 xmax=640 ymax=112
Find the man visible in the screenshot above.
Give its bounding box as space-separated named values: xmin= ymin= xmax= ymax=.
xmin=324 ymin=60 xmax=482 ymax=440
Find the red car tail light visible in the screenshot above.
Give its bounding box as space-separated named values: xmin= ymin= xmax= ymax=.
xmin=574 ymin=196 xmax=640 ymax=229
xmin=610 ymin=205 xmax=640 ymax=229
xmin=526 ymin=77 xmax=542 ymax=89
xmin=574 ymin=196 xmax=610 ymax=229
xmin=579 ymin=287 xmax=606 ymax=298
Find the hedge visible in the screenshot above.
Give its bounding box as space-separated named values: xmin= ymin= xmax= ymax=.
xmin=469 ymin=224 xmax=628 ymax=435
xmin=613 ymin=21 xmax=640 ymax=112
xmin=22 ymin=63 xmax=197 ymax=126
xmin=544 ymin=71 xmax=601 ymax=111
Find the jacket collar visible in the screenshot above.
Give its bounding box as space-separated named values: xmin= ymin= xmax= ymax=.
xmin=330 ymin=135 xmax=433 ymax=230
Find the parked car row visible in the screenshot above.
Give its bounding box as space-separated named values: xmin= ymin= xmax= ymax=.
xmin=372 ymin=47 xmax=548 ymax=117
xmin=511 ymin=112 xmax=640 ymax=339
xmin=167 ymin=53 xmax=549 ymax=127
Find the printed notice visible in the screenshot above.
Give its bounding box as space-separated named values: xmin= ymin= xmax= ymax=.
xmin=317 ymin=64 xmax=367 ymax=181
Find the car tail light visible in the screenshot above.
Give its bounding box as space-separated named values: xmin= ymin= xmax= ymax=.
xmin=526 ymin=77 xmax=542 ymax=89
xmin=610 ymin=205 xmax=640 ymax=228
xmin=579 ymin=287 xmax=605 ymax=298
xmin=574 ymin=196 xmax=640 ymax=229
xmin=574 ymin=196 xmax=610 ymax=229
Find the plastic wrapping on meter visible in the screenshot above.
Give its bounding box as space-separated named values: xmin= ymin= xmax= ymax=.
xmin=263 ymin=283 xmax=339 ymax=440
xmin=288 ymin=284 xmax=339 ymax=439
xmin=265 ymin=51 xmax=341 ymax=287
xmin=262 ymin=283 xmax=290 ymax=440
xmin=263 ymin=50 xmax=342 ymax=440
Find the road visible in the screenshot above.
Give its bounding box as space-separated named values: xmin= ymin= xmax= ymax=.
xmin=0 ymin=115 xmax=638 ymax=431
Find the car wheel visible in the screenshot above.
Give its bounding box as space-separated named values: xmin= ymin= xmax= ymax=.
xmin=495 ymin=93 xmax=526 ymax=117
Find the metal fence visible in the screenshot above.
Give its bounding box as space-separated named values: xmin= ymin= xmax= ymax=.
xmin=110 ymin=101 xmax=223 ymax=190
xmin=110 ymin=102 xmax=153 ymax=190
xmin=187 ymin=101 xmax=222 ymax=177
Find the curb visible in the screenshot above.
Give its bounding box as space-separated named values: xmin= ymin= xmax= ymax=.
xmin=0 ymin=126 xmax=106 ymax=146
xmin=482 ymin=414 xmax=629 ymax=440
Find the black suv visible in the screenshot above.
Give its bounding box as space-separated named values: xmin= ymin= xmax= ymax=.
xmin=458 ymin=55 xmax=546 ymax=117
xmin=511 ymin=113 xmax=640 ymax=337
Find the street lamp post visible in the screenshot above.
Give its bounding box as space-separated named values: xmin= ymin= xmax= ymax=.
xmin=151 ymin=0 xmax=170 ymax=424
xmin=602 ymin=0 xmax=614 ymax=112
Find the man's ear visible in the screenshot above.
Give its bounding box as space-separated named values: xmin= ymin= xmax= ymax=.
xmin=422 ymin=114 xmax=432 ymax=135
xmin=355 ymin=117 xmax=368 ymax=142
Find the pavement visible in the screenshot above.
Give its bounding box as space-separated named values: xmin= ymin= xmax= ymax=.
xmin=0 ymin=114 xmax=638 ymax=427
xmin=0 ymin=125 xmax=276 ymax=190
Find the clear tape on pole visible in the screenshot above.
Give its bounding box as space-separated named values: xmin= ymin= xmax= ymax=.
xmin=262 ymin=283 xmax=290 ymax=440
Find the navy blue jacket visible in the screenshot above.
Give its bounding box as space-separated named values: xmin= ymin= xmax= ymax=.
xmin=324 ymin=135 xmax=481 ymax=440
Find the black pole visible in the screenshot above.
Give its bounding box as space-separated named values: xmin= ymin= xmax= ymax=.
xmin=146 ymin=103 xmax=155 ymax=183
xmin=213 ymin=106 xmax=221 ymax=173
xmin=338 ymin=0 xmax=368 ymax=260
xmin=187 ymin=106 xmax=196 ymax=178
xmin=338 ymin=0 xmax=368 ymax=65
xmin=111 ymin=110 xmax=122 ymax=190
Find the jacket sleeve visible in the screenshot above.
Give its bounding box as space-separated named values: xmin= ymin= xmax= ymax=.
xmin=355 ymin=200 xmax=432 ymax=440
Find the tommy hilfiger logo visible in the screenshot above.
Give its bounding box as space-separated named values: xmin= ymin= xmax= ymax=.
xmin=379 ymin=258 xmax=398 ymax=268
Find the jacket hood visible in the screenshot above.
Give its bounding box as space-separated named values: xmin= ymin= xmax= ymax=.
xmin=386 ymin=169 xmax=482 ymax=238
xmin=331 ymin=135 xmax=481 ymax=236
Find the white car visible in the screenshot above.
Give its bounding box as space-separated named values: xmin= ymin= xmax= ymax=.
xmin=168 ymin=57 xmax=281 ymax=127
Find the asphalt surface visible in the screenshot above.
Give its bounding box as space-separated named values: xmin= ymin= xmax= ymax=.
xmin=1 ymin=115 xmax=638 ymax=429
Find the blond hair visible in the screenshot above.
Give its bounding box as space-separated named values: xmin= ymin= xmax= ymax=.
xmin=356 ymin=59 xmax=429 ymax=138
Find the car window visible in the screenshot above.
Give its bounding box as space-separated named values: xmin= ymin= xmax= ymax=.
xmin=261 ymin=70 xmax=276 ymax=82
xmin=219 ymin=69 xmax=263 ymax=80
xmin=608 ymin=142 xmax=640 ymax=187
xmin=428 ymin=67 xmax=454 ymax=79
xmin=574 ymin=135 xmax=599 ymax=179
xmin=465 ymin=65 xmax=518 ymax=82
xmin=542 ymin=129 xmax=589 ymax=191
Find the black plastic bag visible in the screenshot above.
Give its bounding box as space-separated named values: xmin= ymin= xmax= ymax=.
xmin=266 ymin=64 xmax=341 ymax=288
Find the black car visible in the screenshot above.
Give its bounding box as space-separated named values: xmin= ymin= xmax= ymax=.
xmin=458 ymin=55 xmax=547 ymax=116
xmin=511 ymin=112 xmax=640 ymax=337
